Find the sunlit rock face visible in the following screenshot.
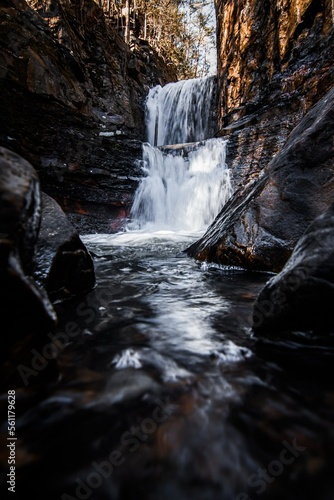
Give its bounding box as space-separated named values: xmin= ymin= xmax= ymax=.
xmin=186 ymin=1 xmax=334 ymax=271
xmin=216 ymin=0 xmax=333 ymax=124
xmin=215 ymin=0 xmax=334 ymax=186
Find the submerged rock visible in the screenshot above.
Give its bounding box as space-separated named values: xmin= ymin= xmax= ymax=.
xmin=34 ymin=192 xmax=96 ymax=301
xmin=186 ymin=85 xmax=334 ymax=272
xmin=253 ymin=205 xmax=334 ymax=334
xmin=34 ymin=193 xmax=95 ymax=301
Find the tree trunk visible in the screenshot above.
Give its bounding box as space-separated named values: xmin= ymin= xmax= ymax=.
xmin=125 ymin=0 xmax=131 ymax=44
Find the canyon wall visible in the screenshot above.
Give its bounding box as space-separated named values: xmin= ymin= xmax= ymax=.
xmin=187 ymin=0 xmax=334 ymax=271
xmin=0 ymin=0 xmax=175 ymax=232
xmin=215 ymin=0 xmax=334 ymax=187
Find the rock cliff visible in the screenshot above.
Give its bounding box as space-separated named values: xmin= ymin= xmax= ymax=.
xmin=216 ymin=0 xmax=334 ymax=187
xmin=187 ymin=85 xmax=334 ymax=272
xmin=0 ymin=0 xmax=175 ymax=232
xmin=187 ymin=0 xmax=334 ymax=270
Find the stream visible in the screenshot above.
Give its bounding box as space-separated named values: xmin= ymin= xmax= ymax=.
xmin=6 ymin=230 xmax=334 ymax=500
xmin=1 ymin=77 xmax=334 ymax=500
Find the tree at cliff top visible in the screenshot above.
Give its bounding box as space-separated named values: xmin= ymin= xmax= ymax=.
xmin=29 ymin=0 xmax=215 ymax=78
xmin=97 ymin=0 xmax=216 ymax=78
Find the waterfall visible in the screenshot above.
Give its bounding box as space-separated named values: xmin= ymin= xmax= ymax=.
xmin=127 ymin=76 xmax=232 ymax=235
xmin=146 ymin=77 xmax=215 ymax=146
xmin=130 ymin=139 xmax=231 ymax=232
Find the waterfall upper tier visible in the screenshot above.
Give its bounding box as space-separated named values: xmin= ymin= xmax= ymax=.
xmin=146 ymin=76 xmax=216 ymax=147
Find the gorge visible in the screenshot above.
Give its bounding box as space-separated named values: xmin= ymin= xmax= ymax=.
xmin=1 ymin=1 xmax=334 ymax=500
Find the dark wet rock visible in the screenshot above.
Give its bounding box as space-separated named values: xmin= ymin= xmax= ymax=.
xmin=0 ymin=0 xmax=175 ymax=233
xmin=0 ymin=147 xmax=57 ymax=350
xmin=0 ymin=243 xmax=57 ymax=343
xmin=0 ymin=147 xmax=95 ymax=363
xmin=38 ymin=136 xmax=144 ymax=234
xmin=186 ymin=85 xmax=334 ymax=272
xmin=253 ymin=206 xmax=334 ymax=335
xmin=34 ymin=192 xmax=96 ymax=302
xmin=0 ymin=146 xmax=40 ymax=272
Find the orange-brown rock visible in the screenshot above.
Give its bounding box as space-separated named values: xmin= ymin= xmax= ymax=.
xmin=217 ymin=0 xmax=333 ymax=124
xmin=215 ymin=0 xmax=334 ymax=187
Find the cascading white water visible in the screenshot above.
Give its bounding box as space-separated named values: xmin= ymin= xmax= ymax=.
xmin=127 ymin=76 xmax=232 ymax=236
xmin=129 ymin=138 xmax=232 ymax=232
xmin=146 ymin=77 xmax=215 ymax=146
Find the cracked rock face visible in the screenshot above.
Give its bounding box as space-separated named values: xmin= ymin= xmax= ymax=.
xmin=215 ymin=0 xmax=334 ymax=190
xmin=216 ymin=0 xmax=334 ymax=128
xmin=214 ymin=0 xmax=334 ymax=187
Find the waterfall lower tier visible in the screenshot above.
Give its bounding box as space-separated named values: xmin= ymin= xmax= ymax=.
xmin=128 ymin=138 xmax=232 ymax=233
xmin=146 ymin=77 xmax=215 ymax=146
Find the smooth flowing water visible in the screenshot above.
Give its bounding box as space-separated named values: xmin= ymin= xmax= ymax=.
xmin=2 ymin=78 xmax=334 ymax=500
xmin=146 ymin=76 xmax=215 ymax=146
xmin=129 ymin=139 xmax=232 ymax=232
xmin=9 ymin=235 xmax=334 ymax=500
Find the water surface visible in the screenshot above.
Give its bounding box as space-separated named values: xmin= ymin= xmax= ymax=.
xmin=4 ymin=231 xmax=334 ymax=500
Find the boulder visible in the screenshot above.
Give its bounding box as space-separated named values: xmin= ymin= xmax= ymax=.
xmin=0 ymin=146 xmax=40 ymax=271
xmin=253 ymin=205 xmax=334 ymax=334
xmin=186 ymin=85 xmax=334 ymax=272
xmin=0 ymin=147 xmax=95 ymax=358
xmin=34 ymin=192 xmax=96 ymax=301
xmin=0 ymin=147 xmax=56 ymax=348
